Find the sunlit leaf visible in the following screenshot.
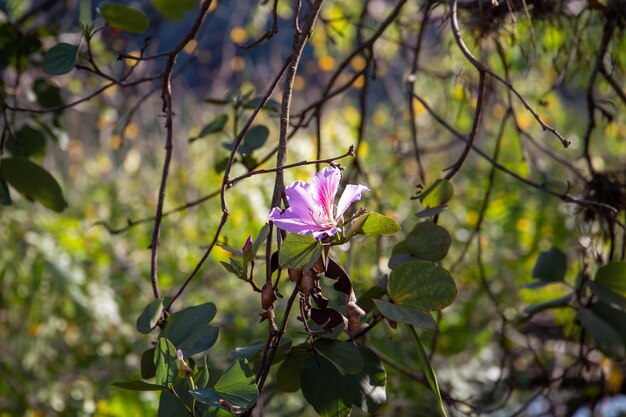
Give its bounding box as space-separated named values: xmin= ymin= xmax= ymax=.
xmin=154 ymin=338 xmax=178 ymax=389
xmin=99 ymin=3 xmax=149 ymax=33
xmin=347 ymin=212 xmax=400 ymax=239
xmin=42 ymin=43 xmax=78 ymax=75
xmin=419 ymin=179 xmax=454 ymax=209
xmin=0 ymin=157 xmax=68 ymax=212
xmin=278 ymin=234 xmax=321 ymax=270
xmin=190 ymin=359 xmax=258 ymax=413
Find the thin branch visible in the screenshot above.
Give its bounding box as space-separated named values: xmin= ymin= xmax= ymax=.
xmin=449 ymin=0 xmax=570 ymax=148
xmin=150 ymin=0 xmax=214 ymax=299
xmin=444 ymin=71 xmax=486 ymax=180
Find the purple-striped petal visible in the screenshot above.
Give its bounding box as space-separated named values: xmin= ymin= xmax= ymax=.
xmin=310 ymin=167 xmax=341 ymax=220
xmin=335 ymin=184 xmax=369 ymax=220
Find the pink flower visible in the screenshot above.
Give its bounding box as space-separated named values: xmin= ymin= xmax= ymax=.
xmin=242 ymin=236 xmax=253 ymax=253
xmin=268 ymin=167 xmax=369 ymax=238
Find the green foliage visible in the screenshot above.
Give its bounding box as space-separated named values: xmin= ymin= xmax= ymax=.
xmin=387 ymin=260 xmax=457 ymax=311
xmin=42 ymin=42 xmax=78 ymax=75
xmin=160 ymin=302 xmax=219 ymax=357
xmin=390 ymin=220 xmax=451 ymax=266
xmin=346 ymin=212 xmax=400 ymax=239
xmin=190 ymin=359 xmax=258 ymax=414
xmin=99 ymin=3 xmax=150 ymax=33
xmin=0 ymin=157 xmax=68 ymax=212
xmin=5 ymin=126 xmax=47 ymax=159
xmin=136 ymin=298 xmax=164 ymax=334
xmin=578 ymin=308 xmax=625 ymax=359
xmin=300 ymin=347 xmax=386 ymax=417
xmin=154 ymin=338 xmax=178 ymax=388
xmin=279 ymin=234 xmax=322 ymax=271
xmin=418 ymin=178 xmax=454 ymax=209
xmin=152 ymin=0 xmax=196 ymax=21
xmin=190 ymin=114 xmax=229 ymax=142
xmin=373 ymin=299 xmax=435 ymax=329
xmin=531 ymin=247 xmax=567 ymax=284
xmin=594 ymin=261 xmax=626 ymax=297
xmin=407 ymin=326 xmax=447 ymax=417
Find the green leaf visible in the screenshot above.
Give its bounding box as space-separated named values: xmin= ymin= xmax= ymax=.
xmin=141 ymin=348 xmax=157 ymax=379
xmin=5 ymin=126 xmax=47 ymax=159
xmin=419 ymin=179 xmax=454 ymax=209
xmin=111 ymin=380 xmax=165 ymax=391
xmin=244 ymin=97 xmax=281 ymax=112
xmin=161 ymin=302 xmax=219 ymax=357
xmin=0 ymin=178 xmax=11 ymax=206
xmin=300 ymin=346 xmax=386 ymax=416
xmin=136 ymin=298 xmax=163 ymax=334
xmin=578 ymin=307 xmax=625 ymax=359
xmin=154 ymin=338 xmax=178 ymax=389
xmin=99 ymin=3 xmax=149 ymax=33
xmin=314 ymin=339 xmax=363 ymax=375
xmin=190 ymin=359 xmax=258 ymax=412
xmin=190 ymin=114 xmax=228 ymax=142
xmin=407 ymin=325 xmax=448 ymax=417
xmin=278 ymin=234 xmax=321 ymax=270
xmin=592 ymin=300 xmax=626 ymax=342
xmin=0 ymin=157 xmax=68 ymax=212
xmin=531 ymin=247 xmax=567 ymax=282
xmin=229 ymin=341 xmax=265 ymax=361
xmin=348 ymin=212 xmax=400 ymax=239
xmin=152 ymin=0 xmax=196 ymax=21
xmin=276 ymin=348 xmax=310 ymax=393
xmin=42 ymin=43 xmax=78 ymax=75
xmin=374 ymin=299 xmax=436 ymax=329
xmin=595 ymin=262 xmax=626 ymax=298
xmin=356 ymin=285 xmax=385 ymax=314
xmin=394 ymin=221 xmax=452 ymax=262
xmin=239 ymin=125 xmax=269 ymax=154
xmin=159 ymin=378 xmax=194 ymax=417
xmin=33 ymin=79 xmax=63 ymax=112
xmin=343 ymin=347 xmax=386 ymax=413
xmin=300 ymin=355 xmax=353 ymax=417
xmin=252 ymin=223 xmax=270 ymax=255
xmin=415 ymin=206 xmax=448 ymax=218
xmin=387 ymin=260 xmax=456 ymax=311
xmin=589 ymin=281 xmax=626 ymax=311
xmin=523 ymin=294 xmax=574 ymax=316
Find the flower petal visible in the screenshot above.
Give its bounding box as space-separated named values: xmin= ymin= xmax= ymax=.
xmin=269 ymin=207 xmax=320 ymax=235
xmin=283 ymin=180 xmax=315 ymax=219
xmin=335 ymin=184 xmax=370 ymax=220
xmin=310 ymin=167 xmax=341 ymax=219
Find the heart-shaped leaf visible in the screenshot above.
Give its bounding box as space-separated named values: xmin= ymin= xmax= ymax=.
xmin=387 ymin=260 xmax=456 ymax=311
